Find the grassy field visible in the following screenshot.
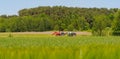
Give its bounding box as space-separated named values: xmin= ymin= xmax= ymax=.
xmin=0 ymin=33 xmax=120 ymax=59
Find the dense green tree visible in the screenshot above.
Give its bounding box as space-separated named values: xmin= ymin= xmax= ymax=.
xmin=0 ymin=6 xmax=119 ymax=36
xmin=54 ymin=25 xmax=59 ymax=31
xmin=92 ymin=15 xmax=108 ymax=36
xmin=68 ymin=24 xmax=74 ymax=31
xmin=0 ymin=18 xmax=6 ymax=32
xmin=112 ymin=10 xmax=120 ymax=35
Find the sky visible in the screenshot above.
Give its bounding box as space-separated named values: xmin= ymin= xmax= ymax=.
xmin=0 ymin=0 xmax=120 ymax=15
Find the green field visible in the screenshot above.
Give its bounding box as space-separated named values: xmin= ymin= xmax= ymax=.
xmin=0 ymin=34 xmax=120 ymax=59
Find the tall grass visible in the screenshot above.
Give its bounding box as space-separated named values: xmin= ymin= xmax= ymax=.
xmin=0 ymin=36 xmax=120 ymax=59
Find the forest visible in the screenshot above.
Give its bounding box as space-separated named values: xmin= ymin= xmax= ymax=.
xmin=0 ymin=6 xmax=120 ymax=36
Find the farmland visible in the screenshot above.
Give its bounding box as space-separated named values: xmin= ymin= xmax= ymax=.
xmin=0 ymin=32 xmax=120 ymax=59
xmin=0 ymin=0 xmax=120 ymax=59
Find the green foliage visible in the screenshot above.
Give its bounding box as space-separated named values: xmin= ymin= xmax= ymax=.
xmin=0 ymin=18 xmax=6 ymax=32
xmin=112 ymin=10 xmax=120 ymax=35
xmin=54 ymin=25 xmax=59 ymax=30
xmin=102 ymin=27 xmax=112 ymax=36
xmin=92 ymin=15 xmax=108 ymax=36
xmin=17 ymin=6 xmax=116 ymax=32
xmin=0 ymin=6 xmax=119 ymax=35
xmin=67 ymin=24 xmax=74 ymax=31
xmin=60 ymin=23 xmax=66 ymax=31
xmin=78 ymin=16 xmax=89 ymax=31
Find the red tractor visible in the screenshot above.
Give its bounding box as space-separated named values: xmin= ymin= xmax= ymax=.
xmin=52 ymin=31 xmax=66 ymax=36
xmin=52 ymin=32 xmax=61 ymax=36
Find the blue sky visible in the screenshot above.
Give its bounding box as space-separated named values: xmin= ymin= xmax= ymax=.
xmin=0 ymin=0 xmax=120 ymax=15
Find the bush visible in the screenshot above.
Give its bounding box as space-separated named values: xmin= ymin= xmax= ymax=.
xmin=103 ymin=27 xmax=112 ymax=36
xmin=112 ymin=31 xmax=120 ymax=36
xmin=8 ymin=33 xmax=13 ymax=37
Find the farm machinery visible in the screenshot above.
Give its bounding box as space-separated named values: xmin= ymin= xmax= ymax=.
xmin=52 ymin=31 xmax=76 ymax=36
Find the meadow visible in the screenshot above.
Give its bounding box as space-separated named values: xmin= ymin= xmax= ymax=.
xmin=0 ymin=33 xmax=120 ymax=59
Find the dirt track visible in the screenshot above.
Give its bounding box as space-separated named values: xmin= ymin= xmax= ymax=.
xmin=0 ymin=31 xmax=92 ymax=36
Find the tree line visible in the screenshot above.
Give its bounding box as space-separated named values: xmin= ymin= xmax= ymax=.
xmin=0 ymin=6 xmax=120 ymax=36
